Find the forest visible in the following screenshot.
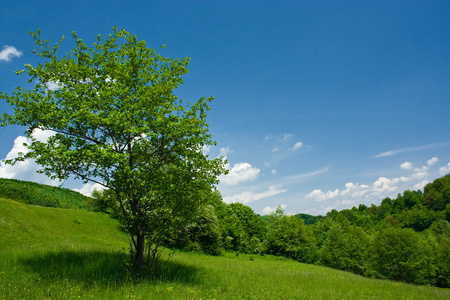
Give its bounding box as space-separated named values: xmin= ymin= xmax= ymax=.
xmin=89 ymin=173 xmax=450 ymax=288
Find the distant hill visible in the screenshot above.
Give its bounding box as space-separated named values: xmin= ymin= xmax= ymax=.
xmin=0 ymin=178 xmax=91 ymax=209
xmin=295 ymin=213 xmax=325 ymax=225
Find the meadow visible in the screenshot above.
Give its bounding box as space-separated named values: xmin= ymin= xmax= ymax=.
xmin=1 ymin=197 xmax=449 ymax=299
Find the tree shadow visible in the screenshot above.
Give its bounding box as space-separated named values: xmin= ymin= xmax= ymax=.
xmin=20 ymin=249 xmax=200 ymax=287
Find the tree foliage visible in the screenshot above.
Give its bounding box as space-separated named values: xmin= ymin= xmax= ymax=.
xmin=424 ymin=174 xmax=450 ymax=211
xmin=0 ymin=27 xmax=226 ymax=270
xmin=370 ymin=226 xmax=437 ymax=284
xmin=264 ymin=206 xmax=317 ymax=263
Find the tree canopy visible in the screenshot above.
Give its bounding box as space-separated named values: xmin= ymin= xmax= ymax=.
xmin=0 ymin=27 xmax=226 ymax=270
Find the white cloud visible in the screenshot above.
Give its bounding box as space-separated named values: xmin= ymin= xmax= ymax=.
xmin=440 ymin=162 xmax=450 ymax=176
xmin=262 ymin=206 xmax=275 ymax=215
xmin=0 ymin=135 xmax=59 ymax=186
xmin=411 ymin=171 xmax=428 ymax=180
xmin=305 ymin=188 xmax=340 ymax=202
xmin=372 ymin=177 xmax=398 ymax=194
xmin=32 ymin=128 xmax=56 ymax=142
xmin=219 ymin=147 xmax=232 ymax=157
xmin=202 ymin=145 xmax=211 ymax=155
xmin=0 ymin=45 xmax=22 ymax=62
xmin=220 ymin=162 xmax=260 ymax=186
xmin=399 ymin=176 xmax=409 ymax=182
xmin=414 ymin=180 xmax=429 ymax=191
xmin=414 ymin=166 xmax=428 ymax=172
xmin=45 ymin=80 xmax=63 ymax=91
xmin=224 ymin=185 xmax=287 ymax=204
xmin=289 ymin=141 xmax=303 ymax=151
xmin=272 ymin=146 xmax=280 ymax=153
xmin=262 ymin=204 xmax=287 ymax=215
xmin=73 ymin=182 xmax=105 ymax=197
xmin=341 ymin=182 xmax=370 ymax=198
xmin=400 ymin=162 xmax=413 ymax=170
xmin=427 ymin=157 xmax=439 ymax=166
xmin=4 ymin=136 xmax=29 ymax=160
xmin=0 ymin=136 xmax=34 ymax=179
xmin=271 ymin=169 xmax=277 ymax=175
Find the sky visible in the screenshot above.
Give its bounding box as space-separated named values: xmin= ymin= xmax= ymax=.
xmin=1 ymin=1 xmax=450 ymax=216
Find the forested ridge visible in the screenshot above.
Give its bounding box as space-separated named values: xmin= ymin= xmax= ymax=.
xmin=2 ymin=174 xmax=450 ymax=288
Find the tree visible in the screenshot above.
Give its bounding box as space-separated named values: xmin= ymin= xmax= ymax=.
xmin=371 ymin=226 xmax=436 ymax=284
xmin=265 ymin=206 xmax=317 ymax=262
xmin=319 ymin=216 xmax=370 ymax=275
xmin=228 ymin=202 xmax=267 ymax=253
xmin=0 ymin=27 xmax=226 ymax=270
xmin=183 ymin=204 xmax=222 ymax=255
xmin=402 ymin=190 xmax=423 ymax=209
xmin=423 ymin=174 xmax=450 ymax=211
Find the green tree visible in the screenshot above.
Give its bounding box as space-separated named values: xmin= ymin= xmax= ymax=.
xmin=376 ymin=197 xmax=393 ymax=221
xmin=0 ymin=27 xmax=225 ymax=270
xmin=371 ymin=226 xmax=436 ymax=284
xmin=228 ymin=202 xmax=267 ymax=253
xmin=183 ymin=204 xmax=222 ymax=255
xmin=216 ymin=205 xmax=247 ymax=252
xmin=396 ymin=207 xmax=439 ymax=231
xmin=319 ymin=215 xmax=370 ymax=275
xmin=392 ymin=194 xmax=406 ymax=214
xmin=265 ymin=206 xmax=317 ymax=262
xmin=423 ymin=174 xmax=450 ymax=211
xmin=402 ymin=190 xmax=423 ymax=209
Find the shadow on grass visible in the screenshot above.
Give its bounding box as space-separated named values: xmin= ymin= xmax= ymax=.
xmin=20 ymin=249 xmax=200 ymax=287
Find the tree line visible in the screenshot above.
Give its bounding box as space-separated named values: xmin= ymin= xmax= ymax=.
xmin=150 ymin=174 xmax=449 ymax=288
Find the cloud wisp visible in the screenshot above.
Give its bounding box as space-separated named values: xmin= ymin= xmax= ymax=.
xmin=282 ymin=167 xmax=329 ymax=185
xmin=223 ymin=185 xmax=287 ymax=204
xmin=372 ymin=142 xmax=450 ymax=158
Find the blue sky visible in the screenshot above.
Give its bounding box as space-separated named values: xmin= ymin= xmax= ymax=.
xmin=1 ymin=1 xmax=450 ymax=215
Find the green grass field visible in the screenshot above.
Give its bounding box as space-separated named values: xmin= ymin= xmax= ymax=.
xmin=1 ymin=197 xmax=449 ymax=299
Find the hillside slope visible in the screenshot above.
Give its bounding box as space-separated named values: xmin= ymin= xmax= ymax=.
xmin=0 ymin=197 xmax=128 ymax=252
xmin=1 ymin=197 xmax=449 ymax=299
xmin=0 ymin=178 xmax=91 ymax=209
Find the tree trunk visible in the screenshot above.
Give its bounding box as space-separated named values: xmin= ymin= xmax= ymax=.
xmin=135 ymin=227 xmax=146 ymax=269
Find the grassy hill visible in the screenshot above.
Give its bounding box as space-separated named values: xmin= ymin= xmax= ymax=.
xmin=0 ymin=178 xmax=91 ymax=209
xmin=1 ymin=197 xmax=449 ymax=299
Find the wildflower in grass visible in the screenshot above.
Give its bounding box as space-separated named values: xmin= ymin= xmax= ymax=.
xmin=167 ymin=286 xmax=173 ymax=292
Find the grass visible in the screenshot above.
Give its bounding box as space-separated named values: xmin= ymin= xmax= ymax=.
xmin=1 ymin=197 xmax=449 ymax=299
xmin=0 ymin=178 xmax=90 ymax=209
